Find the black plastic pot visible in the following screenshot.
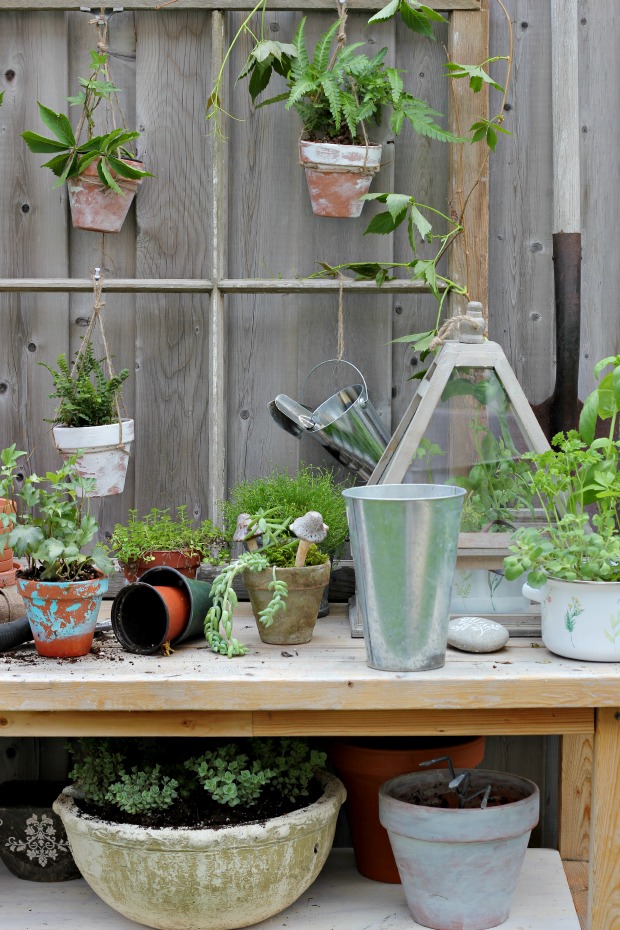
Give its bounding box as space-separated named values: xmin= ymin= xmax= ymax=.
xmin=111 ymin=566 xmax=213 ymax=655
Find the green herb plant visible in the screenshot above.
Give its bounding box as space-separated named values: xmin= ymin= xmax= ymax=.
xmin=0 ymin=444 xmax=113 ymax=582
xmin=109 ymin=506 xmax=229 ymax=571
xmin=67 ymin=736 xmax=327 ymax=824
xmin=504 ymin=356 xmax=620 ymax=586
xmin=205 ymin=505 xmax=329 ymax=658
xmin=41 ymin=342 xmax=129 ymax=428
xmin=22 ymin=48 xmax=151 ymax=193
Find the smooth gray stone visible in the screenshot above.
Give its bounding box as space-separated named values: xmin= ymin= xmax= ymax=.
xmin=448 ymin=616 xmax=510 ymax=653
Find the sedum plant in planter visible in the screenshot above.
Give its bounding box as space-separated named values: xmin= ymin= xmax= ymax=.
xmin=22 ymin=47 xmax=151 ymax=233
xmin=109 ymin=506 xmax=229 ymax=582
xmin=0 ymin=444 xmax=113 ymax=658
xmin=43 ymin=341 xmax=133 ymax=498
xmin=54 ymin=736 xmax=346 ymax=930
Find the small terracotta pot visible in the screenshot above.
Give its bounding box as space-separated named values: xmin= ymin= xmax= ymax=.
xmin=329 ymin=736 xmax=486 ymax=883
xmin=17 ymin=571 xmax=108 ymax=658
xmin=299 ymin=140 xmax=382 ymax=218
xmin=243 ymin=561 xmax=331 ymax=645
xmin=122 ymin=550 xmax=202 ymax=583
xmin=53 ymin=419 xmax=134 ymax=498
xmin=0 ymin=498 xmax=16 ymax=572
xmin=0 ymin=560 xmax=21 ymax=591
xmin=67 ymin=159 xmax=144 ymax=233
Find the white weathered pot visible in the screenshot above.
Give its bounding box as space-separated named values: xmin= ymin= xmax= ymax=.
xmin=299 ymin=140 xmax=382 ymax=218
xmin=53 ymin=772 xmax=346 ymax=930
xmin=53 ymin=419 xmax=134 ymax=497
xmin=524 ymin=577 xmax=620 ymax=661
xmin=379 ymin=768 xmax=539 ymax=930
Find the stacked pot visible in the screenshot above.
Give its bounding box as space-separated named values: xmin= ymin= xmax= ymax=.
xmin=0 ymin=498 xmax=23 ymax=626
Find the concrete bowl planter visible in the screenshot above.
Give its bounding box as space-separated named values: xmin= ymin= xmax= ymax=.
xmin=54 ymin=772 xmax=346 ymax=930
xmin=379 ymin=768 xmax=539 ymax=930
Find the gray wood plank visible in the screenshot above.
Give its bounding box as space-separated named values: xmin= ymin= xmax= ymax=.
xmin=133 ymin=11 xmax=213 ymax=518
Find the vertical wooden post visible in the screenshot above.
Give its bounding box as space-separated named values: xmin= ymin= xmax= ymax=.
xmin=588 ymin=708 xmax=620 ymax=930
xmin=447 ymin=0 xmax=490 ymax=318
xmin=209 ymin=10 xmax=228 ymax=524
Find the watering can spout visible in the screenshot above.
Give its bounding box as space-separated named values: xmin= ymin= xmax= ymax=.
xmin=273 ymin=395 xmax=320 ymax=432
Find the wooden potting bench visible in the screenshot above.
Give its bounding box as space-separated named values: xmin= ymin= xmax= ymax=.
xmin=0 ymin=602 xmax=613 ymax=930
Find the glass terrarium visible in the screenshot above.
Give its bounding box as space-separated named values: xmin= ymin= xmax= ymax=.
xmin=369 ymin=308 xmax=550 ymax=558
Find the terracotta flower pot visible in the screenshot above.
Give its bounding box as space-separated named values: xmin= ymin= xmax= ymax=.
xmin=243 ymin=561 xmax=331 ymax=645
xmin=17 ymin=571 xmax=108 ymax=658
xmin=122 ymin=549 xmax=202 ymax=583
xmin=299 ymin=140 xmax=382 ymax=218
xmin=379 ymin=768 xmax=539 ymax=930
xmin=67 ymin=158 xmax=144 ymax=233
xmin=0 ymin=498 xmax=15 ymax=572
xmin=53 ymin=419 xmax=134 ymax=498
xmin=329 ymin=736 xmax=486 ymax=883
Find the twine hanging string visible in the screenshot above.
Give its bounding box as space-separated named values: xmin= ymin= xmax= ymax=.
xmin=74 ymin=7 xmax=130 ymax=143
xmin=67 ymin=269 xmax=127 ymax=449
xmin=428 ymin=313 xmax=487 ymax=352
xmin=336 ymin=273 xmax=346 ymax=361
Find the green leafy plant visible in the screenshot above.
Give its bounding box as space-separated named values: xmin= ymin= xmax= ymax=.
xmin=248 ymin=17 xmax=459 ymax=145
xmin=22 ymin=48 xmax=151 ymax=193
xmin=41 ymin=341 xmax=129 ymax=428
xmin=222 ymin=465 xmax=349 ymax=556
xmin=67 ymin=736 xmax=327 ymax=824
xmin=504 ymin=356 xmax=620 ymax=586
xmin=109 ymin=506 xmax=229 ymax=570
xmin=0 ymin=444 xmax=113 ymax=582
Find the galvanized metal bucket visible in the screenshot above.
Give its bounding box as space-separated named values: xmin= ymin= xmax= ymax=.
xmin=343 ymin=484 xmax=466 ymax=671
xmin=269 ymin=360 xmax=389 ymax=482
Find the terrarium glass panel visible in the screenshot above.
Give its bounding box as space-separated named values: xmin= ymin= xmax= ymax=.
xmin=402 ymin=366 xmax=534 ymax=535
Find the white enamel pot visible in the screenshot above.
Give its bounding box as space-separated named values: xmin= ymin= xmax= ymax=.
xmin=53 ymin=419 xmax=134 ymax=498
xmin=523 ymin=577 xmax=620 ymax=661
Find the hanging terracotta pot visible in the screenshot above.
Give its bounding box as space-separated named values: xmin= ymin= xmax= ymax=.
xmin=379 ymin=768 xmax=540 ymax=930
xmin=243 ymin=561 xmax=331 ymax=644
xmin=121 ymin=549 xmax=202 ymax=584
xmin=299 ymin=140 xmax=382 ymax=218
xmin=53 ymin=418 xmax=134 ymax=498
xmin=17 ymin=571 xmax=108 ymax=658
xmin=67 ymin=159 xmax=144 ymax=233
xmin=329 ymin=736 xmax=486 ymax=883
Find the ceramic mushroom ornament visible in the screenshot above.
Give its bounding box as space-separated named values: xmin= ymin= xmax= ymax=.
xmin=290 ymin=511 xmax=329 ymax=567
xmin=233 ymin=513 xmax=261 ymax=552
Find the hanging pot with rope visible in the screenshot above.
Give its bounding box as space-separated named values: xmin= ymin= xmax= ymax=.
xmin=49 ymin=270 xmax=134 ymax=497
xmin=300 ymin=140 xmax=382 ymax=218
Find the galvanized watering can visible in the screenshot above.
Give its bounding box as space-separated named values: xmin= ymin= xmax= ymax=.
xmin=269 ymin=360 xmax=389 ymax=482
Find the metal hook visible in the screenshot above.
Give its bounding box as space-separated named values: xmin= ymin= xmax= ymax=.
xmin=94 ymin=267 xmax=101 ymax=282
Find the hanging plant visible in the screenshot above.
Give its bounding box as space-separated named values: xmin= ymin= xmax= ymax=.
xmin=43 ymin=271 xmax=134 ymax=498
xmin=22 ymin=12 xmax=151 ymax=233
xmin=206 ymin=0 xmax=459 ymax=218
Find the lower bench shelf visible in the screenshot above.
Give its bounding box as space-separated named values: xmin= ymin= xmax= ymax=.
xmin=1 ymin=847 xmax=580 ymax=929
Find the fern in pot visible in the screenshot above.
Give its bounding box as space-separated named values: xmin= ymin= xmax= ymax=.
xmin=53 ymin=736 xmax=346 ymax=930
xmin=43 ymin=340 xmax=133 ymax=498
xmin=208 ymin=3 xmax=458 ymax=217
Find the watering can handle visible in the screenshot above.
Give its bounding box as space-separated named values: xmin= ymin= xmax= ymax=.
xmin=302 ymin=359 xmax=369 ymax=407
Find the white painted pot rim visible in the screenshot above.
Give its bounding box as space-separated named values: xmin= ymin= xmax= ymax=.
xmin=300 ymin=139 xmax=382 ymax=167
xmin=54 ymin=772 xmax=346 ymax=849
xmin=53 ymin=419 xmax=134 ymax=452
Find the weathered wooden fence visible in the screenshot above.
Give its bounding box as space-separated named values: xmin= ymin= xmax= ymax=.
xmin=0 ymin=0 xmax=616 ymax=848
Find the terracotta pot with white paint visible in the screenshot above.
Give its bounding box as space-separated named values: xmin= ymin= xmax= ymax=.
xmin=53 ymin=418 xmax=134 ymax=498
xmin=54 ymin=772 xmax=346 ymax=930
xmin=67 ymin=159 xmax=144 ymax=233
xmin=299 ymin=140 xmax=382 ymax=218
